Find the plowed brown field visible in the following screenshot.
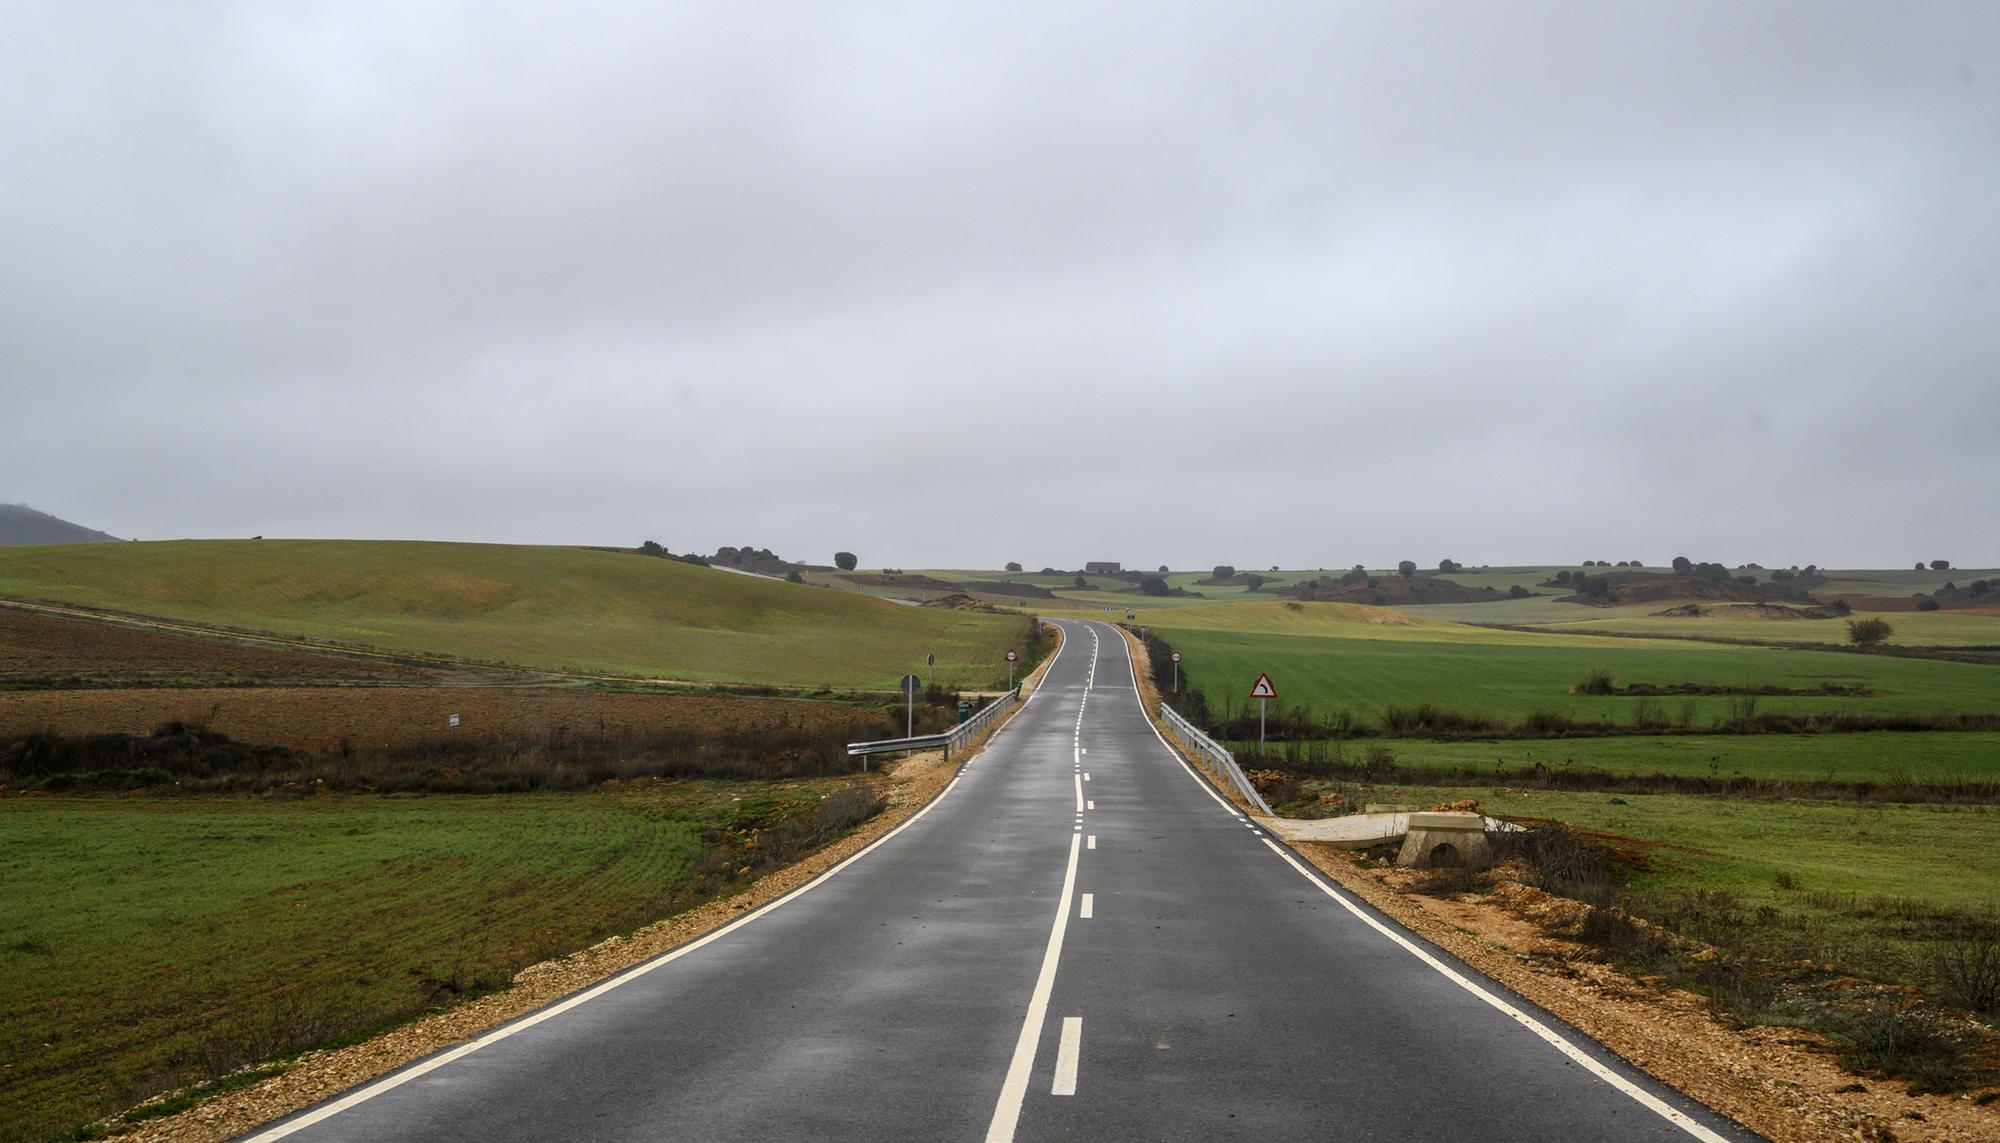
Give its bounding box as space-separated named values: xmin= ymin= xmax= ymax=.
xmin=0 ymin=687 xmax=893 ymax=750
xmin=0 ymin=606 xmax=443 ymax=681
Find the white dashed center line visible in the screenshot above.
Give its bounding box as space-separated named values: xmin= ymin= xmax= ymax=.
xmin=1052 ymin=1017 xmax=1083 ymax=1096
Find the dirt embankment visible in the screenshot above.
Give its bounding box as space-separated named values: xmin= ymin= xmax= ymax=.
xmin=1288 ymin=852 xmax=1998 ymax=1143
xmin=0 ymin=687 xmax=893 ymax=751
xmin=0 ymin=606 xmax=445 ymax=683
xmin=1563 ymin=573 xmax=1814 ymax=608
xmin=1650 ymin=603 xmax=1839 ymax=620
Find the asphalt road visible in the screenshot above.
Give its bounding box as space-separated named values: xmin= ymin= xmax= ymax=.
xmin=244 ymin=619 xmax=1759 ymax=1142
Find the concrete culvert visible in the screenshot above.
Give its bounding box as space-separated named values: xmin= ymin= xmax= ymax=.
xmin=1397 ymin=812 xmax=1495 ymax=870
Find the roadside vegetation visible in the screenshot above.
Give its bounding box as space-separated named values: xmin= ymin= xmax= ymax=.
xmin=1126 ymin=581 xmax=1999 ymax=1104
xmin=1342 ymin=793 xmax=2000 ymax=1096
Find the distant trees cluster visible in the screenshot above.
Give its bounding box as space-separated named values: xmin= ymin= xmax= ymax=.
xmin=634 ymin=540 xmax=710 ymax=567
xmin=834 ymin=551 xmax=858 ymax=571
xmin=1668 ymin=556 xmax=1736 ymax=582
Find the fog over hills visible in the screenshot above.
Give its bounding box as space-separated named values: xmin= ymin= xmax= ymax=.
xmin=0 ymin=504 xmax=121 ymax=546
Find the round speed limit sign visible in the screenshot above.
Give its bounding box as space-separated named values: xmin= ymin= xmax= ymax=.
xmin=1170 ymin=651 xmax=1182 ymax=663
xmin=1005 ymin=650 xmax=1019 ymax=662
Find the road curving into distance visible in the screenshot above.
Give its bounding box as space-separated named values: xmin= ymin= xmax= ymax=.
xmin=239 ymin=619 xmax=1759 ymax=1142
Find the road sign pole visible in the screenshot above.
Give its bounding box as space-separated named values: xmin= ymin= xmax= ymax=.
xmin=1260 ymin=697 xmax=1266 ymax=758
xmin=907 ymin=689 xmax=913 ymax=738
xmin=1172 ymin=660 xmax=1178 ymax=693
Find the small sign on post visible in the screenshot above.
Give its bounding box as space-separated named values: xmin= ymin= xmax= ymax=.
xmin=1249 ymin=672 xmax=1277 ymax=758
xmin=448 ymin=713 xmax=460 ymax=731
xmin=926 ymin=653 xmax=936 ymax=686
xmin=1169 ymin=650 xmax=1181 ymax=693
xmin=1005 ymin=649 xmax=1019 ymax=690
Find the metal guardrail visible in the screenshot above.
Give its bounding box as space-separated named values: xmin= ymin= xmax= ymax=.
xmin=847 ymin=687 xmax=1021 ymax=763
xmin=1158 ymin=702 xmax=1274 ymax=815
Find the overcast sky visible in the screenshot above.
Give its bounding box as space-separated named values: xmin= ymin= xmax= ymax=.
xmin=3 ymin=2 xmax=1995 ymax=570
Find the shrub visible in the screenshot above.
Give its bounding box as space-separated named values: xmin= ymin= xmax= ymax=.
xmin=1847 ymin=618 xmax=1893 ymax=647
xmin=1522 ymin=709 xmax=1575 ymax=735
xmin=1917 ymin=597 xmax=1942 ymax=611
xmin=1379 ymin=703 xmax=1499 ymax=735
xmin=1825 ymin=1003 xmax=1972 ymax=1094
xmin=1509 ymin=584 xmax=1529 ymax=598
xmin=833 ymin=551 xmax=858 ymax=571
xmin=1573 ymin=668 xmax=1617 ymax=695
xmin=1930 ymin=935 xmax=2000 ymax=1015
xmin=1139 ymin=575 xmax=1170 ymax=597
xmin=1004 ymin=561 xmax=1022 ymax=572
xmin=1244 ymin=574 xmax=1266 ymax=591
xmin=1212 ymin=565 xmax=1236 ymax=579
xmin=1397 ymin=560 xmax=1416 ymax=577
xmin=785 ymin=570 xmax=804 ymax=583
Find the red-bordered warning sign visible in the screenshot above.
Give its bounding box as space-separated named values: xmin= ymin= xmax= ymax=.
xmin=1249 ymin=672 xmax=1277 ymax=699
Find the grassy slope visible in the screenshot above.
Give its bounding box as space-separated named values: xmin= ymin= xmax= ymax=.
xmin=1146 ymin=603 xmax=2000 ymax=722
xmin=0 ymin=787 xmax=830 ymax=1143
xmin=0 ymin=541 xmax=1026 ymax=689
xmin=1539 ymin=609 xmax=2000 ymax=648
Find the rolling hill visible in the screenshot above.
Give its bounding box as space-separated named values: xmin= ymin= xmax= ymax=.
xmin=0 ymin=540 xmax=1031 ymax=689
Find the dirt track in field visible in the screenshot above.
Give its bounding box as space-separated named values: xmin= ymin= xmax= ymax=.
xmin=0 ymin=687 xmax=896 ymax=750
xmin=0 ymin=605 xmax=445 ymax=681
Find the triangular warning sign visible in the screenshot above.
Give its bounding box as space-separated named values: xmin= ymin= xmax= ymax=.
xmin=1249 ymin=672 xmax=1277 ymax=699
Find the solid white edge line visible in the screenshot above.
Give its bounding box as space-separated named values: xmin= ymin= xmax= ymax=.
xmin=1258 ymin=839 xmax=1730 ymax=1143
xmin=985 ymin=831 xmax=1084 ymax=1142
xmin=1051 ymin=1017 xmax=1082 ymax=1096
xmin=1104 ymin=620 xmax=1729 ymax=1143
xmin=245 ymin=622 xmax=1076 ymax=1142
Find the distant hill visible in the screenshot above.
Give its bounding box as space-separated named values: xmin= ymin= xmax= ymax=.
xmin=0 ymin=504 xmax=120 ymax=546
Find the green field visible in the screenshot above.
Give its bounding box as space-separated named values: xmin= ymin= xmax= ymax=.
xmin=0 ymin=785 xmax=859 ymax=1142
xmin=1267 ymin=732 xmax=2000 ymax=784
xmin=1150 ymin=606 xmax=2000 ymax=725
xmin=0 ymin=541 xmax=1030 ymax=690
xmin=1538 ymin=608 xmax=2000 ymax=649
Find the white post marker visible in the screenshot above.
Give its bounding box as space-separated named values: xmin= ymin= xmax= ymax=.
xmin=900 ymin=673 xmax=922 ymax=740
xmin=1250 ymin=672 xmax=1277 ymax=758
xmin=448 ymin=713 xmax=459 ymax=732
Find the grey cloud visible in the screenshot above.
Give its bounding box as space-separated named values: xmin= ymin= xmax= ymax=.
xmin=3 ymin=1 xmax=1996 ymax=569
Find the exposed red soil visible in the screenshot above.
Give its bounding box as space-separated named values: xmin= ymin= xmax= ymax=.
xmin=0 ymin=687 xmax=894 ymax=751
xmin=1291 ymin=575 xmax=1505 ymax=605
xmin=1563 ymin=573 xmax=1813 ymax=608
xmin=0 ymin=606 xmax=443 ymax=681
